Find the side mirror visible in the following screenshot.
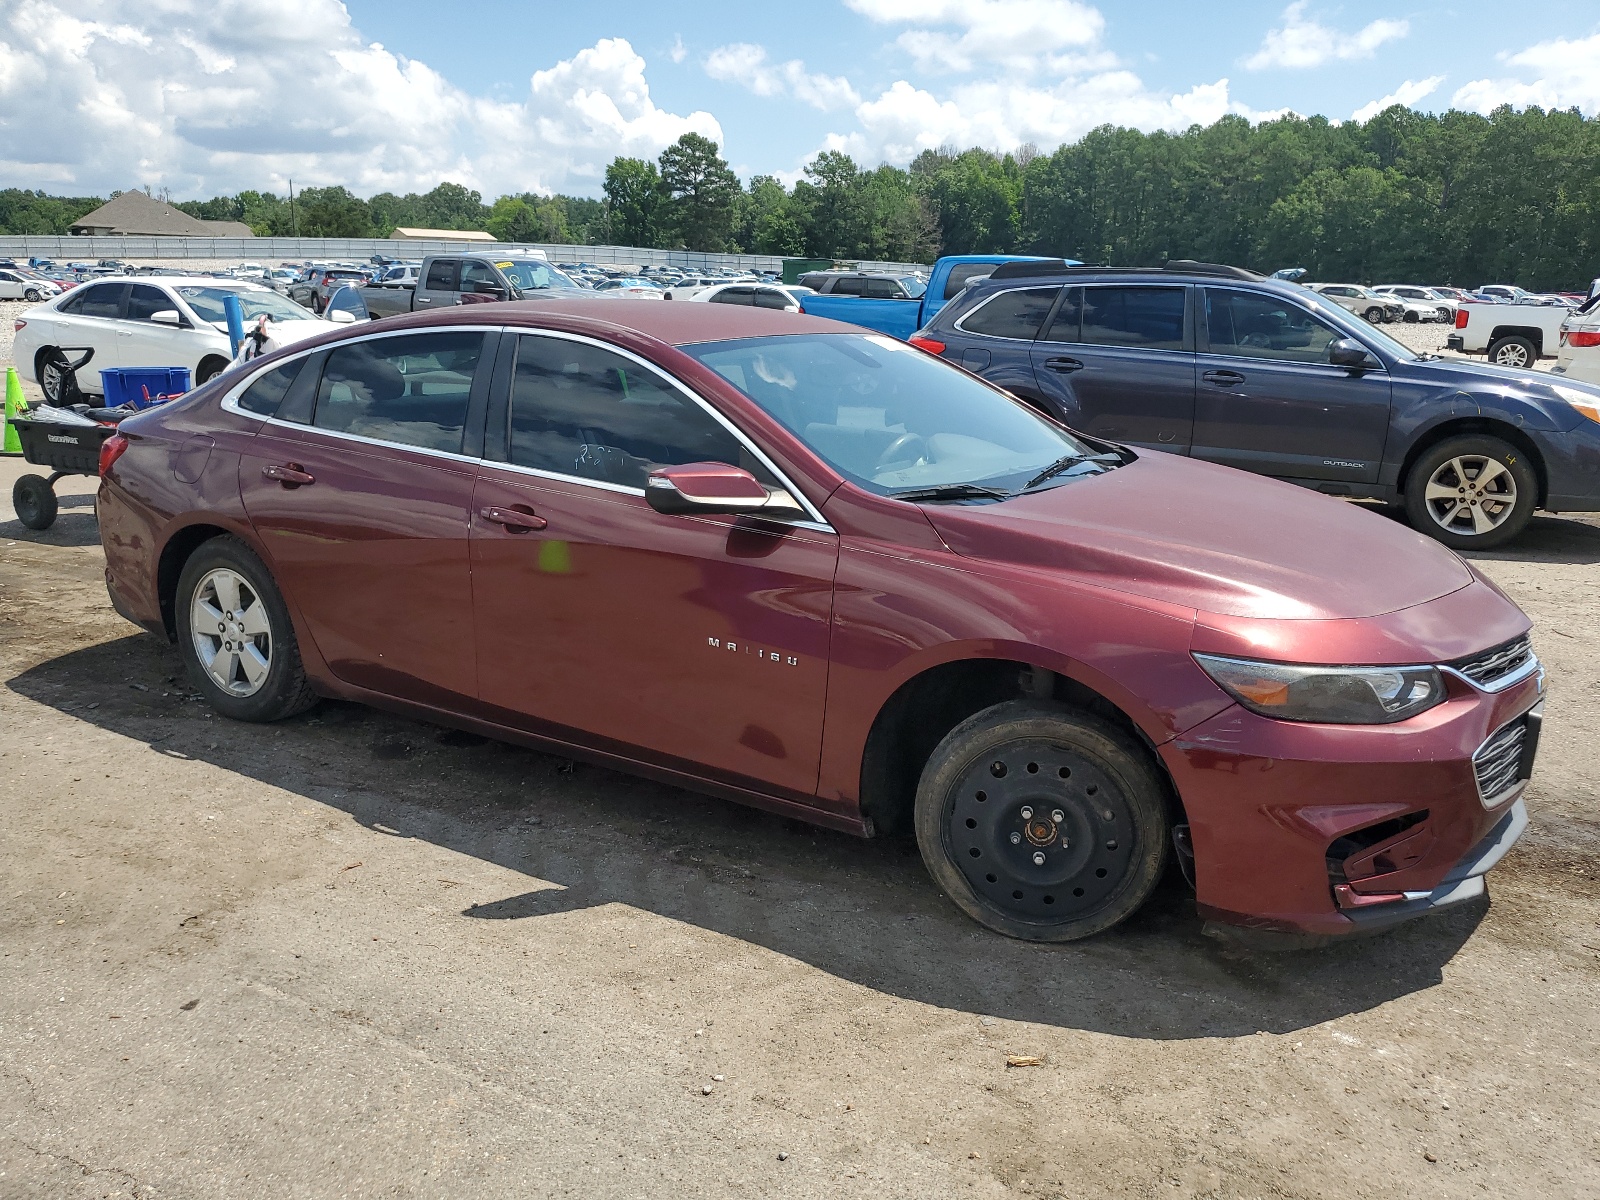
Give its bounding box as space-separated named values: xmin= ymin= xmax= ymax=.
xmin=328 ymin=309 xmax=358 ymax=324
xmin=646 ymin=462 xmax=805 ymax=518
xmin=1329 ymin=338 xmax=1378 ymax=369
xmin=151 ymin=309 xmax=183 ymax=326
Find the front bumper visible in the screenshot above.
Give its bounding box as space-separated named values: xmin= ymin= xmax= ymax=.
xmin=1161 ymin=656 xmax=1542 ymax=938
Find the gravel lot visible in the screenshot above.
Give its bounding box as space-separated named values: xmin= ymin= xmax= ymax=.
xmin=1 ymin=399 xmax=1597 ymax=1194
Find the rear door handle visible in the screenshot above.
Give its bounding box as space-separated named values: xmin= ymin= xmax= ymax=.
xmin=480 ymin=505 xmax=548 ymax=532
xmin=1203 ymin=370 xmax=1246 ymax=386
xmin=262 ymin=462 xmax=315 ymax=486
xmin=1042 ymin=356 xmax=1084 ymax=373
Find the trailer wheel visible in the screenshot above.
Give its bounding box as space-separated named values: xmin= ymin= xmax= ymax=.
xmin=12 ymin=474 xmax=58 ymax=530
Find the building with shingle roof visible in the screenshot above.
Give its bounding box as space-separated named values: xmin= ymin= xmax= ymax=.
xmin=69 ymin=190 xmax=254 ymax=237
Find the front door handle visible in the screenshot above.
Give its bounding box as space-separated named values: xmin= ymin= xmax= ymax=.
xmin=1203 ymin=370 xmax=1246 ymax=386
xmin=262 ymin=462 xmax=315 ymax=487
xmin=480 ymin=505 xmax=548 ymax=532
xmin=1042 ymin=356 xmax=1084 ymax=373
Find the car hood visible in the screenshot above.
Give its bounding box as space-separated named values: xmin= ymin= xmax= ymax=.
xmin=206 ymin=318 xmax=332 ymax=344
xmin=922 ymin=452 xmax=1473 ymax=621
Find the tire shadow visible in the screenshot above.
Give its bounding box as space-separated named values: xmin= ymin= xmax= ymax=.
xmin=9 ymin=633 xmax=1490 ymax=1041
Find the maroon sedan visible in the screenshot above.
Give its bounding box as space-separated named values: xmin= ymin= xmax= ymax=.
xmin=95 ymin=300 xmax=1541 ymax=941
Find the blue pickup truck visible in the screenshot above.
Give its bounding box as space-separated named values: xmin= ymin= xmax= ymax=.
xmin=798 ymin=255 xmax=1073 ymax=339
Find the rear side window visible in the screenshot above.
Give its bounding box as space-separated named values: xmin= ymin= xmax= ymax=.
xmin=507 ymin=334 xmax=761 ymax=489
xmin=313 ymin=331 xmax=483 ymax=453
xmin=959 ymin=287 xmax=1060 ymax=340
xmin=1080 ymin=287 xmax=1186 ymax=351
xmin=943 ymin=263 xmax=995 ymax=300
xmin=74 ymin=283 xmax=124 ymax=318
xmin=424 ymin=259 xmax=459 ymax=291
xmin=237 ymin=357 xmax=307 ymax=416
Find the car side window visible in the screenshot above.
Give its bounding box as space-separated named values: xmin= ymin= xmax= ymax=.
xmin=709 ymin=288 xmax=753 ymax=306
xmin=459 ymin=260 xmax=497 ymax=294
xmin=943 ymin=263 xmax=995 ymax=300
xmin=75 ymin=283 xmax=125 ymax=319
xmin=863 ymin=278 xmax=902 ymax=299
xmin=959 ymin=287 xmax=1061 ymax=340
xmin=1080 ymin=286 xmax=1185 ymax=351
xmin=424 ymin=259 xmax=459 ymax=291
xmin=1039 ymin=287 xmax=1083 ymax=342
xmin=237 ymin=357 xmax=308 ymax=416
xmin=1206 ymin=289 xmax=1343 ymax=364
xmin=508 ymin=335 xmax=771 ymax=490
xmin=750 ymin=288 xmax=793 ymax=310
xmin=125 ymin=285 xmax=173 ymax=321
xmin=313 ymin=331 xmax=483 ymax=453
xmin=830 ymin=277 xmax=866 ymax=296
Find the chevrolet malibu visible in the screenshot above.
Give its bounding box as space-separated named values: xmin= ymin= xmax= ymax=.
xmin=95 ymin=301 xmax=1542 ymax=942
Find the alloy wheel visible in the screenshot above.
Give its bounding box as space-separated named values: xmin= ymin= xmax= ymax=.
xmin=1422 ymin=455 xmax=1518 ymax=538
xmin=1492 ymin=342 xmax=1531 ymax=368
xmin=946 ymin=738 xmax=1135 ymax=920
xmin=190 ymin=568 xmax=273 ymax=696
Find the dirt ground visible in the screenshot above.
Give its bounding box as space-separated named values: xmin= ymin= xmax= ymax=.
xmin=1 ymin=413 xmax=1598 ymax=1199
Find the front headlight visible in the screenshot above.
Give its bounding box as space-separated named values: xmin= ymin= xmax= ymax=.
xmin=1193 ymin=654 xmax=1446 ymax=724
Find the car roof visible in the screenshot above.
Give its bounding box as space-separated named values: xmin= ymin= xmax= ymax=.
xmin=62 ymin=275 xmax=275 ymax=289
xmin=362 ymin=296 xmax=860 ymax=346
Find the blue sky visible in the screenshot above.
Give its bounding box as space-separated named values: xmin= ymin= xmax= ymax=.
xmin=2 ymin=1 xmax=1596 ymax=199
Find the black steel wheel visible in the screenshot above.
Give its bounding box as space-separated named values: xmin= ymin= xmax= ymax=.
xmin=915 ymin=701 xmax=1169 ymax=941
xmin=12 ymin=474 xmax=58 ymax=530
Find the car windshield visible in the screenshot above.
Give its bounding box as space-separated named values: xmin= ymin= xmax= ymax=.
xmin=178 ymin=286 xmax=314 ymax=324
xmin=683 ymin=333 xmax=1102 ymax=497
xmin=900 ymin=276 xmax=927 ymax=298
xmin=496 ymin=260 xmax=582 ymax=291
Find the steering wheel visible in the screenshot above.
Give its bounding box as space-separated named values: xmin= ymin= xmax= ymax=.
xmin=876 ymin=431 xmax=927 ymax=470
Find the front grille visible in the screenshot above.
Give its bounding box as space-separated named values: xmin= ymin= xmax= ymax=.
xmin=1451 ymin=635 xmax=1534 ymax=689
xmin=1473 ymin=718 xmax=1529 ymax=804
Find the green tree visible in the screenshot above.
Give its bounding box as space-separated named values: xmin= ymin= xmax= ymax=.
xmin=294 ymin=186 xmax=372 ymax=237
xmin=657 ymin=133 xmax=739 ymax=251
xmin=603 ymin=157 xmax=665 ymax=247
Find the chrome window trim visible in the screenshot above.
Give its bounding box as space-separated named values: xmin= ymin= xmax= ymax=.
xmin=951 ymin=286 xmax=1062 ymax=342
xmin=505 ymin=327 xmax=834 ymax=530
xmin=259 ymin=415 xmax=484 ymax=466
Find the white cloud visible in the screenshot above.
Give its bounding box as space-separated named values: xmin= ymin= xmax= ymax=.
xmin=1452 ymin=33 xmax=1600 ymax=115
xmin=704 ymin=43 xmax=860 ymax=110
xmin=847 ymin=0 xmax=1104 ymax=73
xmin=0 ymin=0 xmax=720 ymax=199
xmin=1350 ymin=75 xmax=1445 ymax=121
xmin=1244 ymin=2 xmax=1408 ymax=70
xmin=668 ymin=34 xmax=686 ymax=64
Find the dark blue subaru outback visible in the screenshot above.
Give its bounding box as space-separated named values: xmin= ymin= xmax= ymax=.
xmin=912 ymin=260 xmax=1600 ymax=548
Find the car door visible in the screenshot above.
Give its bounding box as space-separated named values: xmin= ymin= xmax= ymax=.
xmin=470 ymin=331 xmax=838 ymax=798
xmin=0 ymin=271 xmax=22 ymax=300
xmin=1028 ymin=284 xmax=1196 ymax=451
xmin=237 ymin=327 xmax=493 ymax=705
xmin=414 ymin=258 xmax=459 ymax=310
xmin=1192 ymin=286 xmax=1392 ymax=483
xmin=114 ymin=284 xmax=192 ymax=371
xmin=44 ymin=281 xmax=125 ymax=383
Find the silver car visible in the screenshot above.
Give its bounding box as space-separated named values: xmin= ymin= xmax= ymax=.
xmin=1306 ymin=283 xmax=1400 ymax=323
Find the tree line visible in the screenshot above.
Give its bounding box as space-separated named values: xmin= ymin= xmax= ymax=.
xmin=3 ymin=104 xmax=1597 ymax=288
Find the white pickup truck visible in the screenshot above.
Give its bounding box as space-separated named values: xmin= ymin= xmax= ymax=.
xmin=1447 ymin=300 xmax=1575 ymax=368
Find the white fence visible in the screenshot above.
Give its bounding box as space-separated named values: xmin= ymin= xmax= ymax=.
xmin=0 ymin=235 xmax=928 ymax=275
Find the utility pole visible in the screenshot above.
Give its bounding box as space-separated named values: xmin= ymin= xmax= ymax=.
xmin=289 ymin=179 xmax=298 ymax=237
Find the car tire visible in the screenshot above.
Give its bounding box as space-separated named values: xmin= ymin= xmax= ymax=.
xmin=1404 ymin=310 xmax=1419 ymax=323
xmin=1487 ymin=336 xmax=1537 ymax=369
xmin=914 ymin=701 xmax=1169 ymax=942
xmin=11 ymin=474 xmax=58 ymax=530
xmin=176 ymin=536 xmax=318 ymax=722
xmin=23 ymin=288 xmax=40 ymax=302
xmin=195 ymin=357 xmax=229 ymax=385
xmin=1402 ymin=434 xmax=1538 ymax=549
xmin=1364 ymin=307 xmax=1384 ymax=323
xmin=37 ymin=348 xmax=71 ymax=404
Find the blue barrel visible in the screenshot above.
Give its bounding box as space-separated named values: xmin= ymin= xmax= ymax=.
xmin=99 ymin=367 xmax=192 ymax=409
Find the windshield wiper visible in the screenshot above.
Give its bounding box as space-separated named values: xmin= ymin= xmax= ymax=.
xmin=1022 ymin=453 xmax=1122 ymax=491
xmin=889 ymin=483 xmax=1013 ymax=503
